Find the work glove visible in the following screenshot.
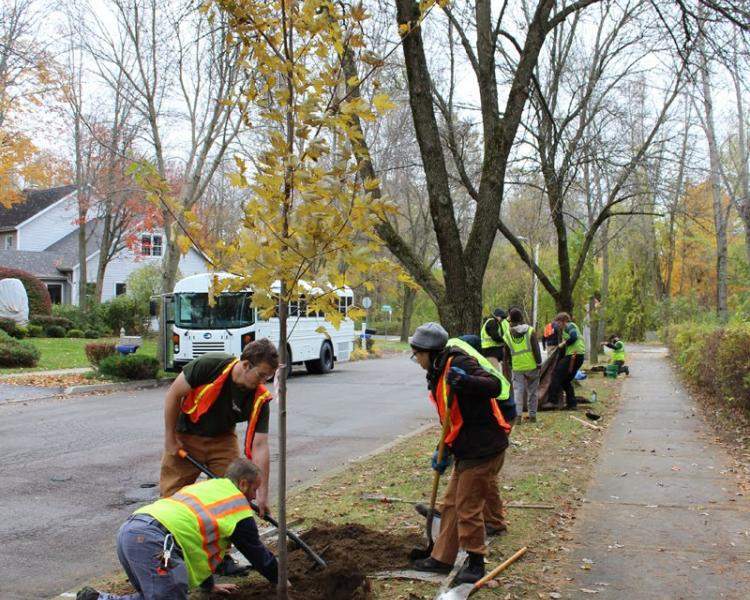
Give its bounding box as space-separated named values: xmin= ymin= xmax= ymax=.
xmin=431 ymin=449 xmax=453 ymax=474
xmin=447 ymin=366 xmax=469 ymax=390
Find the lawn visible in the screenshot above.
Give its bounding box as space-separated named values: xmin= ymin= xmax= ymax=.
xmin=0 ymin=337 xmax=157 ymax=374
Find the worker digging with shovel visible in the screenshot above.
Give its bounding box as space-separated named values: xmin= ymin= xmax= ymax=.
xmin=76 ymin=458 xmax=283 ymax=600
xmin=408 ymin=322 xmax=512 ymax=584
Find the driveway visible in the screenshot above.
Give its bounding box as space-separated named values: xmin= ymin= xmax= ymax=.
xmin=0 ymin=355 xmax=433 ymax=599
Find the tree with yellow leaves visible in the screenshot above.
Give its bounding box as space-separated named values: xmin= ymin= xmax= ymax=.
xmin=176 ymin=1 xmax=395 ymax=595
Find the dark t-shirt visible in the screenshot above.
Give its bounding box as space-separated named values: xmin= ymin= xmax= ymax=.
xmin=176 ymin=353 xmax=270 ymax=437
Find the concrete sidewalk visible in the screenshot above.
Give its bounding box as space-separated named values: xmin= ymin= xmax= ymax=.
xmin=560 ymin=345 xmax=750 ymax=599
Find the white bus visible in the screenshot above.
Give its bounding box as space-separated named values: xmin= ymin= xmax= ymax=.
xmin=157 ymin=272 xmax=355 ymax=374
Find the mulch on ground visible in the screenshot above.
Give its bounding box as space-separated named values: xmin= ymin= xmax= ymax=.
xmin=230 ymin=522 xmax=421 ymax=600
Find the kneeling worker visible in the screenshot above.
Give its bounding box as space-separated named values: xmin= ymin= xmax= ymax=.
xmin=603 ymin=334 xmax=629 ymax=375
xmin=76 ymin=458 xmax=279 ymax=600
xmin=409 ymin=322 xmax=511 ymax=584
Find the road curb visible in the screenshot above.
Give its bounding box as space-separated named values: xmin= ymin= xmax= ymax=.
xmin=62 ymin=377 xmax=174 ymax=396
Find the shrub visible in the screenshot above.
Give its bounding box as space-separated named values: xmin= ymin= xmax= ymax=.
xmin=0 ymin=318 xmax=23 ymax=338
xmin=52 ymin=304 xmax=108 ymax=333
xmin=85 ymin=342 xmax=117 ymax=368
xmin=102 ymin=295 xmax=150 ymax=336
xmin=27 ymin=324 xmax=43 ymax=337
xmin=31 ymin=315 xmax=74 ymax=331
xmin=0 ymin=268 xmax=52 ymax=316
xmin=67 ymin=329 xmax=84 ymax=338
xmin=664 ymin=322 xmax=750 ymax=410
xmin=0 ymin=340 xmax=40 ymax=367
xmin=98 ymin=353 xmax=159 ymax=380
xmin=46 ymin=325 xmax=66 ymax=338
xmin=84 ymin=329 xmax=100 ymax=339
xmin=0 ymin=329 xmax=13 ymax=343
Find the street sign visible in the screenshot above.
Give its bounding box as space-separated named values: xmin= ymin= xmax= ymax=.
xmin=382 ymin=304 xmax=392 ymax=313
xmin=362 ymin=296 xmax=372 ymax=309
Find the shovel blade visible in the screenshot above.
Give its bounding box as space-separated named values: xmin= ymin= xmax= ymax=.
xmin=435 ymin=583 xmax=474 ymax=600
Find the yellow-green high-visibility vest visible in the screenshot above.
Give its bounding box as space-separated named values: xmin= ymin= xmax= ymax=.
xmin=445 ymin=337 xmax=510 ymax=400
xmin=563 ymin=322 xmax=586 ymax=356
xmin=135 ymin=478 xmax=253 ymax=588
xmin=503 ymin=327 xmax=538 ymax=372
xmin=480 ymin=318 xmax=505 ymax=350
xmin=611 ymin=340 xmax=626 ymax=362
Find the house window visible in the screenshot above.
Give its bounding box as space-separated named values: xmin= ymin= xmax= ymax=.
xmin=3 ymin=234 xmax=12 ymax=249
xmin=46 ymin=283 xmax=63 ymax=305
xmin=141 ymin=234 xmax=163 ymax=257
xmin=115 ymin=283 xmax=127 ymax=296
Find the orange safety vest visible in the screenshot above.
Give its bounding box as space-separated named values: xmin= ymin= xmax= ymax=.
xmin=429 ymin=357 xmax=511 ymax=447
xmin=181 ymin=359 xmax=273 ymax=459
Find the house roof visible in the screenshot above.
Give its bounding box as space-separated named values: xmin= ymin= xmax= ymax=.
xmin=0 ymin=250 xmax=72 ymax=279
xmin=44 ymin=219 xmax=104 ymax=265
xmin=0 ymin=185 xmax=77 ymax=229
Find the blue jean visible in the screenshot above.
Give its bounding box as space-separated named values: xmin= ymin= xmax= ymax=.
xmin=98 ymin=515 xmax=189 ymax=600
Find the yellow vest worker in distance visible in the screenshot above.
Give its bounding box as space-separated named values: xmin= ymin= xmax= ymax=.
xmin=503 ymin=308 xmax=543 ymax=422
xmin=548 ymin=312 xmax=586 ymax=409
xmin=161 ymin=338 xmax=278 ymax=575
xmin=75 ymin=458 xmax=279 ymax=600
xmin=480 ymin=308 xmax=509 ymax=369
xmin=602 ymin=334 xmax=629 ymax=375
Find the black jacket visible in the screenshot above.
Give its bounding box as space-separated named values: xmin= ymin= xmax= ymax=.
xmin=427 ymin=348 xmax=509 ymax=461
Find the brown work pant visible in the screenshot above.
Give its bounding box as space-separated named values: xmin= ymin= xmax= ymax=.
xmin=432 ymin=451 xmax=506 ymax=564
xmin=159 ymin=431 xmax=240 ymax=497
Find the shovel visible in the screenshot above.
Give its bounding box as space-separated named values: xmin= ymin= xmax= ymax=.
xmin=436 ymin=546 xmax=527 ymax=600
xmin=420 ymin=392 xmax=454 ymax=556
xmin=177 ymin=449 xmax=327 ymax=568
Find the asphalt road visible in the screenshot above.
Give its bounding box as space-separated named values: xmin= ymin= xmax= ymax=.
xmin=0 ymin=355 xmax=433 ymax=599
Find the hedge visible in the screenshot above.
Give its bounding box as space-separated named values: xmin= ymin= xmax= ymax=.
xmin=0 ymin=340 xmax=40 ymax=367
xmin=663 ymin=322 xmax=750 ymax=410
xmin=30 ymin=315 xmax=74 ymax=331
xmin=0 ymin=318 xmax=24 ymax=338
xmin=85 ymin=342 xmax=117 ymax=368
xmin=0 ymin=267 xmax=52 ymax=316
xmin=98 ymin=354 xmax=159 ymax=380
xmin=45 ymin=325 xmax=66 ymax=338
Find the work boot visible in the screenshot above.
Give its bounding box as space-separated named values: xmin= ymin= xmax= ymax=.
xmin=455 ymin=552 xmax=485 ymax=584
xmin=414 ymin=503 xmax=442 ymax=519
xmin=76 ymin=587 xmax=100 ymax=600
xmin=408 ymin=546 xmax=432 ymax=561
xmin=413 ymin=556 xmax=452 ymax=574
xmin=485 ymin=523 xmax=508 ymax=536
xmin=215 ymin=554 xmax=251 ymax=576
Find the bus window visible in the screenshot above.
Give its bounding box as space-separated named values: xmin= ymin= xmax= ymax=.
xmin=175 ymin=292 xmax=254 ymax=329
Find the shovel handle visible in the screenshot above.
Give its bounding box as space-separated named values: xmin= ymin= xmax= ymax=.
xmin=474 ymin=546 xmax=527 ymax=589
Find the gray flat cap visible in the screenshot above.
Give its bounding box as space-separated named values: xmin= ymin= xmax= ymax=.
xmin=409 ymin=322 xmax=448 ymax=351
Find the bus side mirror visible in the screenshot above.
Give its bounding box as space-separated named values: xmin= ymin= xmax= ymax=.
xmin=149 ymin=299 xmax=159 ymax=318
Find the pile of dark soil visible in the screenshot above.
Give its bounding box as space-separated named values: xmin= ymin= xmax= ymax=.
xmin=233 ymin=522 xmax=422 ymax=600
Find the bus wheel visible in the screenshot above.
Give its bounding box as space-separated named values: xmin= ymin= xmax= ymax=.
xmin=305 ymin=341 xmax=333 ymax=374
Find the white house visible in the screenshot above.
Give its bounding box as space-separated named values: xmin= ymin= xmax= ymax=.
xmin=0 ymin=185 xmax=209 ymax=305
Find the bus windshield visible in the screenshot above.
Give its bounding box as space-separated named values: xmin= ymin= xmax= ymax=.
xmin=175 ymin=292 xmax=254 ymax=329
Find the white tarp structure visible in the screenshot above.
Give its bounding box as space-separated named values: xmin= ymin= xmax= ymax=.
xmin=0 ymin=279 xmax=29 ymax=325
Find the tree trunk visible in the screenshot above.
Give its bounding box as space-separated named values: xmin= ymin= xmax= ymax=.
xmin=399 ymin=285 xmax=416 ymax=342
xmin=435 ymin=281 xmax=484 ymax=337
xmin=700 ymin=53 xmax=729 ymax=321
xmin=597 ymin=220 xmax=610 ymax=346
xmin=74 ymin=108 xmax=87 ymax=311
